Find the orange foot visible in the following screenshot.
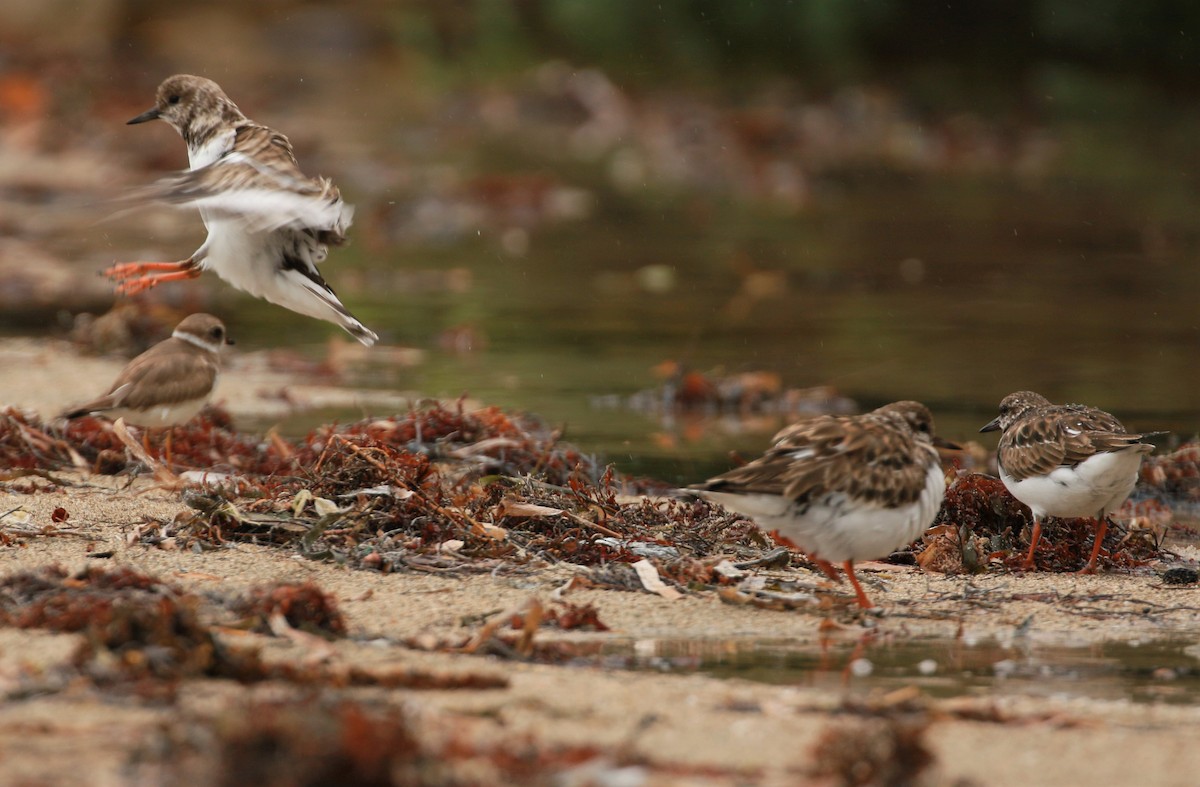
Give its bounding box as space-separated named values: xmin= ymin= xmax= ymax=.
xmin=103 ymin=261 xmax=201 ymax=296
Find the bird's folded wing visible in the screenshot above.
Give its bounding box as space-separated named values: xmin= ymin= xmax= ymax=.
xmin=107 ymin=352 xmax=218 ymax=409
xmin=1001 ymin=409 xmax=1145 ymax=478
xmin=697 ymin=416 xmax=930 ymax=507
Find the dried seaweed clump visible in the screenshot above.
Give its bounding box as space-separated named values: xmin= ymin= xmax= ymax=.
xmin=325 ymin=402 xmax=599 ymax=487
xmin=147 ymin=697 xmax=662 ymax=787
xmin=809 ymin=715 xmax=934 ymax=787
xmin=234 ymin=581 xmax=348 ymax=638
xmin=0 ymin=405 xmax=289 ymax=475
xmin=0 ymin=565 xmax=253 ymax=683
xmin=1140 ymin=443 xmax=1200 ymax=506
xmin=916 ymin=473 xmax=1164 ymax=573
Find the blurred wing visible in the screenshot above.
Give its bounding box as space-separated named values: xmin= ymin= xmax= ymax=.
xmin=134 ymin=124 xmax=353 ymax=237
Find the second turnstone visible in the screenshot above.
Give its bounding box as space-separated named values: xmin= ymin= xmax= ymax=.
xmin=104 ymin=75 xmax=378 ymax=346
xmin=980 ymin=391 xmax=1156 ymax=573
xmin=691 ymin=401 xmax=952 ymax=608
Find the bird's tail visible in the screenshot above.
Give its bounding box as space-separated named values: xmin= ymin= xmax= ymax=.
xmin=341 ymin=316 xmax=379 ymax=347
xmin=286 ymin=271 xmax=378 ymax=346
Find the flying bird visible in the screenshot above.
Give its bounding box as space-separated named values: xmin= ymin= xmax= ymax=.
xmin=104 ymin=74 xmax=378 ymax=346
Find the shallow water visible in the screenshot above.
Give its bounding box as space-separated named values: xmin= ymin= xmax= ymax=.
xmin=590 ymin=635 xmax=1200 ymax=704
xmin=214 ymin=173 xmax=1200 ymax=482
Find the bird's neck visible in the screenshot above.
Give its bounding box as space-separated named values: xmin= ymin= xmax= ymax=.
xmin=172 ymin=330 xmax=222 ymax=356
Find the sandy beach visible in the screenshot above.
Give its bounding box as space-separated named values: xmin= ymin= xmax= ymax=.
xmin=0 ymin=336 xmax=1197 ymax=786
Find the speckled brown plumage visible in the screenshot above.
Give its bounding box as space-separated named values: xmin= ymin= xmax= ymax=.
xmin=696 ymin=401 xmax=941 ymax=510
xmin=690 ymin=401 xmax=950 ymax=608
xmin=980 ymin=390 xmax=1157 ymax=573
xmin=981 ymin=391 xmax=1152 ymax=482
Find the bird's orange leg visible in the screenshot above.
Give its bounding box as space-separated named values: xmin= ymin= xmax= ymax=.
xmin=811 ymin=556 xmax=844 ymax=584
xmin=1078 ymin=516 xmax=1109 ymax=574
xmin=104 ymin=259 xmax=201 ymax=296
xmin=843 ymin=560 xmax=874 ymax=609
xmin=1021 ymin=517 xmax=1043 ymax=570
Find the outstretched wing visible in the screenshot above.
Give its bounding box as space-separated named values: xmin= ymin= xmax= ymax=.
xmin=135 ymin=124 xmax=353 ymax=239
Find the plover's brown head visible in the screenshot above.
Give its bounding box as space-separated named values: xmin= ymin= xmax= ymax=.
xmin=980 ymin=390 xmax=1052 ymax=433
xmin=172 ymin=313 xmax=234 ymax=354
xmin=127 ymin=75 xmax=245 ymax=147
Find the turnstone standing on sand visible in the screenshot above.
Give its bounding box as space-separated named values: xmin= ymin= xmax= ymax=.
xmin=104 ymin=75 xmax=378 ymax=346
xmin=691 ymin=401 xmax=952 ymax=608
xmin=980 ymin=391 xmax=1156 ymax=573
xmin=61 ymin=313 xmax=231 ymax=434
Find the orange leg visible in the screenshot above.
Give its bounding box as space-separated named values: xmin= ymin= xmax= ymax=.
xmin=811 ymin=557 xmax=844 ymax=584
xmin=1078 ymin=516 xmax=1108 ymax=574
xmin=103 ymin=259 xmax=201 ymax=296
xmin=1021 ymin=517 xmax=1043 ymax=570
xmin=843 ymin=560 xmax=874 ymax=609
xmin=164 ymin=429 xmax=174 ymax=469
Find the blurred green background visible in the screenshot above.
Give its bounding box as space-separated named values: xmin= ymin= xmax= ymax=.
xmin=2 ymin=0 xmax=1199 ymax=479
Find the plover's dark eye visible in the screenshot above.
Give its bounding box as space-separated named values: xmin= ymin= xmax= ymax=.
xmin=168 ymin=94 xmax=181 ymax=105
xmin=210 ymin=327 xmax=223 ymax=340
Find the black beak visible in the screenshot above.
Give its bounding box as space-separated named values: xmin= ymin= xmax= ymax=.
xmin=126 ymin=107 xmax=161 ymax=125
xmin=979 ymin=416 xmax=1001 ymax=433
xmin=225 ymin=336 xmax=236 ymax=346
xmin=932 ymin=435 xmax=962 ymax=451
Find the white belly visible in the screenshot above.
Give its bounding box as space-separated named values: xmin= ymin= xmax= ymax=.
xmin=203 ymin=222 xmax=347 ymax=323
xmin=702 ymin=464 xmax=946 ymax=562
xmin=1000 ymin=449 xmax=1144 ymax=519
xmin=107 ymin=397 xmax=207 ymax=428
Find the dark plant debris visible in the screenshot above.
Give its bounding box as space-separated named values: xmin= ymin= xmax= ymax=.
xmin=138 ymin=695 xmax=753 ymax=787
xmin=0 ymin=564 xmax=255 ymax=689
xmin=916 ymin=473 xmax=1165 ymax=573
xmin=1161 ymin=566 xmax=1199 ymax=585
xmin=610 ymin=364 xmax=858 ymax=418
xmin=0 ymin=404 xmax=1172 ymax=581
xmin=232 ymin=581 xmax=348 ymax=638
xmin=0 ymin=564 xmax=507 ymax=697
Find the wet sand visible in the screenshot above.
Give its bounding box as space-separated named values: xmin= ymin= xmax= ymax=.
xmin=0 ymin=337 xmax=1198 ymax=786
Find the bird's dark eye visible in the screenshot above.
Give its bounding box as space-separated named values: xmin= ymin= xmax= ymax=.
xmin=210 ymin=327 xmax=223 ymax=340
xmin=168 ymin=94 xmax=181 ymax=105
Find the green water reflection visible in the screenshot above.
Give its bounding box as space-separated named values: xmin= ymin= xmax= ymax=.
xmin=225 ymin=173 xmax=1199 ymax=482
xmin=603 ymin=635 xmax=1200 ymax=704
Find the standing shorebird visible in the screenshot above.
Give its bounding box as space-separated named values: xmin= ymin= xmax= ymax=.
xmin=691 ymin=401 xmax=952 ymax=608
xmin=980 ymin=391 xmax=1156 ymax=573
xmin=61 ymin=313 xmax=233 ymax=460
xmin=104 ymin=75 xmax=377 ymax=346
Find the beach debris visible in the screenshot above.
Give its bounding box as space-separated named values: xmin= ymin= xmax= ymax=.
xmin=232 ymin=581 xmax=348 ymax=638
xmin=920 ymin=472 xmax=1162 ymax=573
xmin=0 ymin=403 xmax=1170 ymax=579
xmin=632 ymin=559 xmax=682 ymax=600
xmin=134 ymin=693 xmax=738 ymax=786
xmin=809 ymin=714 xmax=934 ymax=787
xmin=1161 ymin=567 xmax=1199 ymax=585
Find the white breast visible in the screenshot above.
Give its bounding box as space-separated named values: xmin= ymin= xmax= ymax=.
xmin=187 ymin=129 xmax=236 ymax=170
